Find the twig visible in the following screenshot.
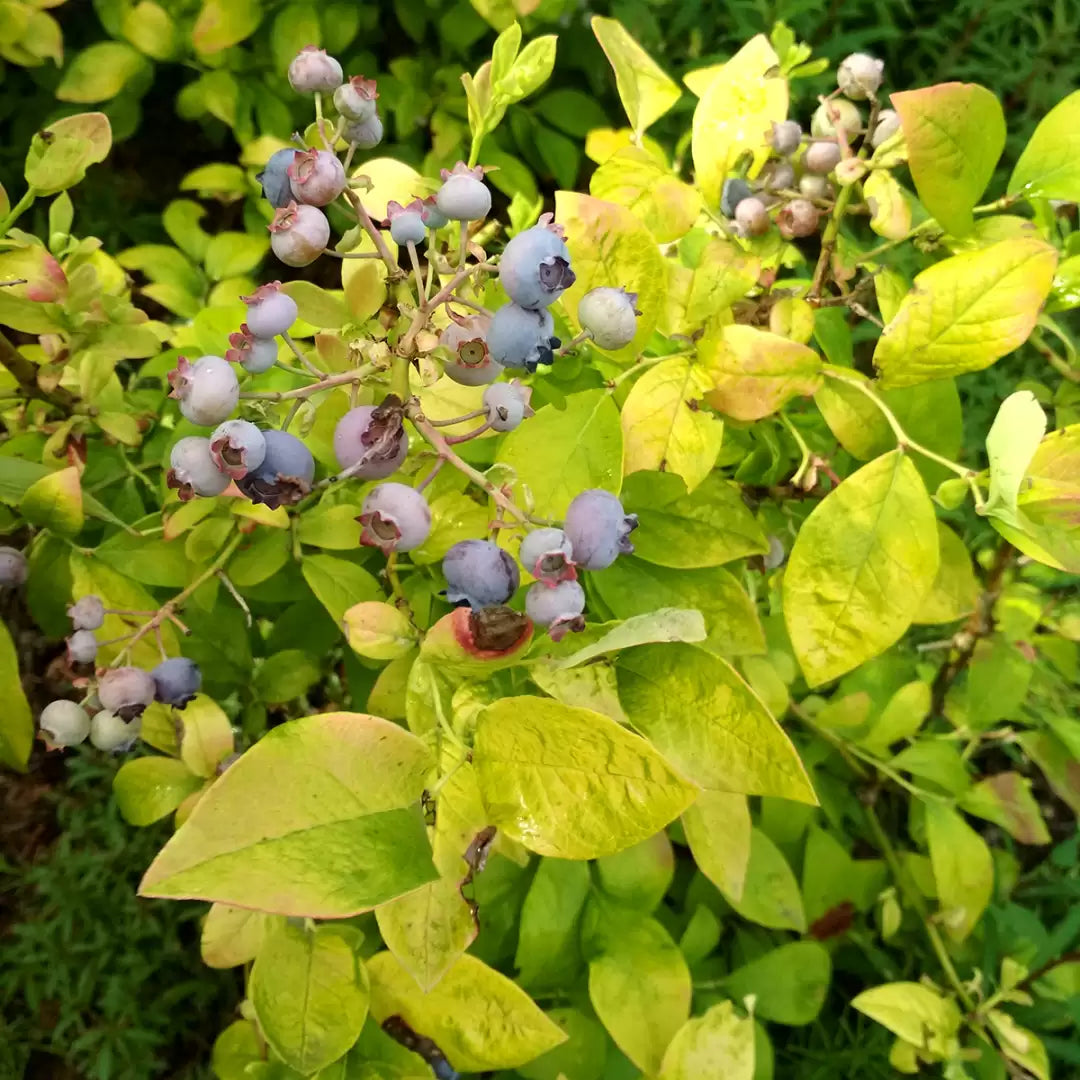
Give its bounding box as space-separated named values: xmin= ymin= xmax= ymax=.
xmin=280 ymin=332 xmax=324 ymax=377
xmin=217 ymin=570 xmax=252 ymax=626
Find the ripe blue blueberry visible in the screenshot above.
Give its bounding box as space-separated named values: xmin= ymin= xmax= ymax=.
xmin=734 ymin=197 xmax=770 ymax=237
xmin=288 ymin=149 xmax=347 ymax=207
xmin=151 ymin=657 xmax=202 ymax=708
xmin=67 ymin=630 xmax=98 ymax=665
xmin=168 ymin=355 xmax=239 ymax=427
xmin=805 ymin=141 xmax=842 ymax=174
xmin=499 ymin=215 xmax=575 ymax=309
xmin=483 ymin=380 xmax=533 ymax=432
xmin=358 ymin=483 xmax=432 ymax=553
xmin=385 ymin=199 xmax=427 ymax=247
xmin=442 ymin=539 xmax=520 ymax=609
xmin=40 ymin=700 xmax=91 ymax=747
xmin=167 ymin=436 xmax=230 ymax=501
xmin=269 ymin=201 xmax=330 ymax=267
xmin=519 ymin=527 xmax=576 ymax=584
xmin=434 ymin=162 xmax=492 ymax=222
xmin=257 ymin=148 xmax=296 ymax=208
xmin=440 ymin=313 xmax=503 ymax=386
xmin=838 ymin=52 xmax=884 ymax=100
xmin=241 ymin=282 xmax=298 ymax=339
xmin=563 ymin=489 xmax=638 ymax=570
xmin=98 ymin=666 xmax=156 ymax=717
xmin=333 ymin=75 xmax=378 ymax=122
xmin=288 ymin=46 xmax=343 ymax=94
xmin=526 ymin=578 xmax=586 ymax=627
xmin=578 ymin=287 xmax=640 ymax=350
xmin=721 ymin=178 xmax=754 ymax=218
xmin=488 ymin=302 xmax=557 ymax=372
xmin=419 ymin=196 xmax=448 ymax=231
xmin=0 ymin=546 xmax=27 ymax=588
xmin=210 ymin=419 xmax=267 ymax=480
xmin=68 ymin=594 xmax=105 ymax=630
xmin=871 ymin=109 xmax=901 ymax=148
xmin=90 ymin=710 xmax=140 ymax=752
xmin=344 ymin=113 xmax=383 ymax=150
xmin=770 ymin=120 xmax=803 ymax=156
xmin=226 ymin=325 xmax=278 ymax=373
xmin=333 ymin=400 xmax=408 ymax=478
xmin=237 ymin=429 xmax=315 ymax=509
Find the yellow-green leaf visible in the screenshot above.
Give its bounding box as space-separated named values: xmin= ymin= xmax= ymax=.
xmin=113 ymin=756 xmax=203 ymax=826
xmin=984 ymin=390 xmax=1048 ymax=527
xmin=681 ymin=791 xmax=751 ymax=900
xmin=925 ymin=801 xmax=993 ymax=943
xmin=784 ymin=451 xmax=939 ymax=687
xmin=344 ymin=601 xmax=419 ymax=660
xmin=912 ymin=522 xmax=979 ymax=625
xmin=0 ymin=619 xmax=33 ymax=772
xmin=873 ymin=238 xmax=1058 ymax=388
xmin=852 ymin=982 xmax=961 ymax=1059
xmin=368 ymin=951 xmax=566 ymax=1072
xmin=201 ymin=903 xmax=276 ymax=969
xmin=123 ymin=1 xmax=177 ymax=60
xmin=660 ymin=1001 xmax=755 ymax=1080
xmin=722 ymin=826 xmax=805 ymax=931
xmin=473 ymin=696 xmax=695 ymax=858
xmin=864 ymin=169 xmax=912 ymax=240
xmin=661 ymin=237 xmax=760 ymax=338
xmin=1009 ymin=89 xmax=1080 ymax=201
xmin=21 ymin=466 xmax=83 ymax=535
xmin=56 ymin=42 xmax=145 ymax=103
xmin=192 ymin=0 xmax=261 ymax=55
xmin=960 ymin=773 xmax=1051 ymax=846
xmin=281 ymin=280 xmax=348 ymax=329
xmin=721 ymin=941 xmax=831 ymax=1026
xmin=988 ymin=1010 xmax=1051 ymax=1080
xmin=178 ymin=694 xmax=235 ymax=777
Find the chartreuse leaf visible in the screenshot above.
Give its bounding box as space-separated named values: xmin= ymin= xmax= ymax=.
xmin=555 ymin=192 xmax=666 ymax=365
xmin=212 ymin=1020 xmax=262 ymax=1080
xmin=913 ymin=523 xmax=979 ymax=626
xmin=498 ymin=388 xmax=623 ymax=517
xmin=701 ymin=324 xmax=823 ymax=421
xmin=863 ymin=170 xmax=912 ymax=240
xmin=682 ymin=791 xmax=751 ymax=900
xmin=873 ymin=238 xmax=1058 ymax=388
xmin=590 ymin=17 xmax=681 ymax=137
xmin=584 ymin=897 xmax=691 ymax=1074
xmin=659 ymin=1001 xmax=755 ymax=1080
xmin=192 ymin=0 xmax=261 ymax=54
xmin=661 ymin=237 xmax=760 ymax=338
xmin=21 ymin=466 xmax=83 ymax=535
xmin=472 ymin=696 xmax=695 ymax=858
xmin=344 ymin=601 xmax=419 ymax=660
xmin=515 ymin=857 xmax=591 ymax=991
xmin=250 ymin=921 xmax=369 ymax=1075
xmin=988 ymin=1010 xmax=1051 ymax=1080
xmin=691 ymin=35 xmax=788 ymax=208
xmin=721 ymin=942 xmax=831 ymax=1026
xmin=925 ymin=802 xmax=993 ymax=943
xmin=541 ymin=608 xmax=706 ymax=670
xmin=1009 ymin=89 xmax=1080 ymax=200
xmin=178 ymin=694 xmax=234 ymax=777
xmin=301 ymin=553 xmax=382 ymax=625
xmin=621 ymin=356 xmax=723 ymax=491
xmin=55 ymin=43 xmax=145 ymax=103
xmin=517 ymin=1008 xmax=609 ymax=1080
xmin=960 ymin=773 xmax=1051 ymax=845
xmin=890 ymin=83 xmax=1005 ymax=235
xmin=860 ymin=681 xmax=932 ymax=755
xmin=852 ymin=982 xmax=961 ymax=1059
xmin=618 ymin=643 xmax=816 ymax=803
xmin=784 ymin=451 xmax=939 ymax=687
xmin=139 ymin=713 xmax=438 ymax=916
xmin=0 ymin=619 xmax=33 ymax=772
xmin=374 ymin=876 xmax=477 ymax=992
xmin=368 ymin=951 xmax=566 ymax=1071
xmin=113 ymin=757 xmax=203 ymax=826
xmin=985 ymin=390 xmax=1047 ymax=526
xmin=201 ymin=903 xmax=277 ymax=969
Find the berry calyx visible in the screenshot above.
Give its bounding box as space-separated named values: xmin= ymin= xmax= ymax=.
xmin=333 ymin=397 xmax=409 ymax=478
xmin=287 ymin=149 xmax=347 ymax=207
xmin=209 ymin=419 xmax=267 ymax=480
xmin=519 ymin=528 xmax=576 ymax=585
xmin=499 ymin=215 xmax=575 ymax=310
xmin=440 ymin=311 xmax=502 ymax=386
xmin=236 ymin=430 xmax=315 ymax=509
xmin=226 ymin=325 xmax=278 ymax=373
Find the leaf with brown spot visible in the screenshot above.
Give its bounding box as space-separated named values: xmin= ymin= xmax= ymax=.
xmin=960 ymin=773 xmax=1051 ymax=845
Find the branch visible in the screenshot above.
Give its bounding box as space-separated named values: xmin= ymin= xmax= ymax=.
xmin=0 ymin=330 xmax=76 ymax=409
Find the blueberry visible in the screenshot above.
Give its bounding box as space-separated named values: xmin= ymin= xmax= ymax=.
xmin=804 ymin=141 xmax=842 ymax=175
xmin=269 ymin=201 xmax=330 ymax=268
xmin=526 ymin=578 xmax=586 ymax=626
xmin=482 ymin=380 xmax=532 ymax=432
xmin=240 ymin=282 xmax=298 ymax=339
xmin=799 ymin=175 xmax=830 ymax=200
xmin=237 ymin=430 xmax=315 ymax=509
xmin=385 ymin=199 xmax=427 ymax=247
xmin=763 ymin=535 xmax=787 ymax=570
xmin=440 ymin=313 xmax=503 ymax=386
xmin=499 ymin=215 xmax=575 ymax=310
xmin=563 ymin=489 xmax=638 ymax=570
xmin=90 ymin=710 xmax=141 ymax=752
xmin=777 ymin=198 xmax=821 ymax=239
xmin=519 ymin=527 xmax=576 ymax=584
xmin=578 ymin=286 xmax=640 ymax=349
xmin=419 ymin=196 xmax=448 ymax=231
xmin=435 ymin=162 xmax=492 ymax=222
xmin=734 ymin=196 xmax=770 ymax=237
xmin=98 ymin=666 xmax=156 ymax=718
xmin=442 ymin=539 xmax=520 ymax=609
xmin=488 ymin=302 xmax=556 ymax=372
xmin=761 ymin=160 xmax=795 ymax=192
xmin=871 ymin=109 xmax=901 ymax=148
xmin=358 ymin=482 xmax=432 ymax=553
xmin=770 ymin=120 xmax=803 ymax=156
xmin=288 ymin=149 xmax=347 ymax=207
xmin=721 ymin=178 xmax=754 ymax=218
xmin=226 ymin=325 xmax=279 ymax=373
xmin=288 ymin=46 xmax=343 ymax=94
xmin=151 ymin=657 xmax=202 ymax=708
xmin=811 ymin=99 xmax=862 ymax=138
xmin=343 ymin=113 xmax=383 ymax=150
xmin=333 ymin=400 xmax=408 ymax=478
xmin=168 ymin=355 xmax=239 ymax=427
xmin=210 ymin=419 xmax=267 ymax=480
xmin=67 ymin=630 xmax=98 ymax=665
xmin=838 ymin=53 xmax=884 ymax=100
xmin=167 ymin=436 xmax=230 ymax=501
xmin=39 ymin=700 xmax=91 ymax=747
xmin=257 ymin=148 xmax=296 ymax=208
xmin=333 ymin=75 xmax=378 ymax=122
xmin=68 ymin=595 xmax=105 ymax=630
xmin=0 ymin=546 xmax=28 ymax=588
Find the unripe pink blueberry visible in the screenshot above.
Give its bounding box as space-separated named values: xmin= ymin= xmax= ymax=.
xmin=68 ymin=595 xmax=105 ymax=630
xmin=90 ymin=710 xmax=141 ymax=752
xmin=98 ymin=666 xmax=156 ymax=716
xmin=168 ymin=355 xmax=239 ymax=427
xmin=761 ymin=160 xmax=795 ymax=192
xmin=483 ymin=380 xmax=533 ymax=432
xmin=40 ymin=700 xmax=91 ymax=747
xmin=385 ymin=199 xmax=427 ymax=247
xmin=333 ymin=400 xmax=408 ymax=478
xmin=734 ymin=197 xmax=770 ymax=238
xmin=288 ymin=46 xmax=343 ymax=94
xmin=770 ymin=120 xmax=803 ymax=156
xmin=344 ymin=113 xmax=383 ymax=150
xmin=226 ymin=325 xmax=278 ymax=373
xmin=210 ymin=420 xmax=267 ymax=480
xmin=837 ymin=53 xmax=884 ymax=100
xmin=168 ymin=436 xmax=230 ymax=501
xmin=269 ymin=201 xmax=330 ymax=267
xmin=805 ymin=141 xmax=842 ymax=174
xmin=440 ymin=313 xmax=503 ymax=386
xmin=578 ymin=286 xmax=640 ymax=350
xmin=871 ymin=109 xmax=902 ymax=148
xmin=67 ymin=630 xmax=98 ymax=665
xmin=288 ymin=149 xmax=347 ymax=207
xmin=0 ymin=546 xmax=28 ymax=588
xmin=777 ymin=199 xmax=821 ymax=239
xmin=241 ymin=282 xmax=298 ymax=338
xmin=526 ymin=578 xmax=586 ymax=632
xmin=333 ymin=75 xmax=378 ymax=122
xmin=519 ymin=527 xmax=576 ymax=585
xmin=435 ymin=162 xmax=492 ymax=222
xmin=358 ymin=483 xmax=432 ymax=554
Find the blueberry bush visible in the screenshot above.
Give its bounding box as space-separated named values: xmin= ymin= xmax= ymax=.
xmin=3 ymin=16 xmax=1080 ymax=1080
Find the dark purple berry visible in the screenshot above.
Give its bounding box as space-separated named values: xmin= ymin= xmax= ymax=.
xmin=442 ymin=539 xmax=519 ymax=609
xmin=237 ymin=430 xmax=315 ymax=509
xmin=151 ymin=657 xmax=202 ymax=708
xmin=257 ymin=148 xmax=296 ymax=208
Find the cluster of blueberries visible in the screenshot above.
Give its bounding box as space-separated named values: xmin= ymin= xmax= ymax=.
xmin=720 ymin=51 xmax=898 ymax=241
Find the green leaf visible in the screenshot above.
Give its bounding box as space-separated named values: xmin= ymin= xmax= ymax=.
xmin=56 ymin=42 xmax=145 ymax=103
xmin=890 ymin=741 xmax=970 ymax=796
xmin=860 ymin=680 xmax=932 ymax=755
xmin=498 ymin=388 xmax=622 ymax=517
xmin=590 ymin=16 xmax=680 ymax=137
xmin=301 ymin=553 xmax=382 ymax=624
xmin=254 ymin=650 xmax=321 ymax=704
xmin=204 ymin=232 xmax=268 ymax=280
xmin=21 ymin=466 xmax=83 ymax=535
xmin=873 ymin=239 xmax=1058 ymax=388
xmin=682 ymin=791 xmax=751 ymax=900
xmin=368 ymin=951 xmax=567 ymax=1071
xmin=913 ymin=523 xmax=979 ymax=626
xmin=139 ymin=713 xmax=438 ymax=916
xmin=122 ymin=1 xmax=177 ymax=60
xmin=659 ymin=1001 xmax=755 ymax=1080
xmin=212 ymin=1020 xmax=263 ymax=1080
xmin=962 ymin=637 xmax=1033 ymax=730
xmin=192 ymin=0 xmax=261 ymax=54
xmin=1009 ymin=89 xmax=1080 ymax=200
xmin=517 ymin=1009 xmax=609 ymax=1080
xmin=618 ymin=643 xmax=816 ymax=803
xmin=720 ymin=942 xmax=831 ymax=1026
xmin=201 ymin=903 xmax=276 ymax=969
xmin=95 ymin=531 xmax=193 ymax=587
xmin=960 ymin=773 xmax=1050 ymax=845
xmin=925 ymin=801 xmax=993 ymax=943
xmin=251 ymin=922 xmax=369 ymax=1075
xmin=280 ymin=280 xmax=348 ymax=329
xmin=472 ymin=696 xmax=695 ymax=858
xmin=1019 ymin=730 xmax=1080 ymax=815
xmin=724 ymin=827 xmax=805 ymax=931
xmin=540 ymin=609 xmax=706 ymax=670
xmin=852 ymin=982 xmax=961 ymax=1059
xmin=784 ymin=451 xmax=939 ymax=687
xmin=621 ymin=356 xmax=723 ymax=491
xmin=595 ymin=832 xmax=674 ymax=913
xmin=344 ymin=1018 xmax=430 ymax=1078
xmin=296 ymin=503 xmax=364 ymax=550
xmin=621 ymin=471 xmax=768 ymax=569
xmin=701 ymin=325 xmax=823 ymax=421
xmin=113 ymin=757 xmax=203 ymax=826
xmin=344 ymin=601 xmax=418 ymax=660
xmin=499 ymin=35 xmax=557 ymax=103
xmin=0 ymin=619 xmax=33 ymax=772
xmin=890 ymin=83 xmax=1005 ymax=235
xmin=514 ymin=857 xmax=591 ymax=991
